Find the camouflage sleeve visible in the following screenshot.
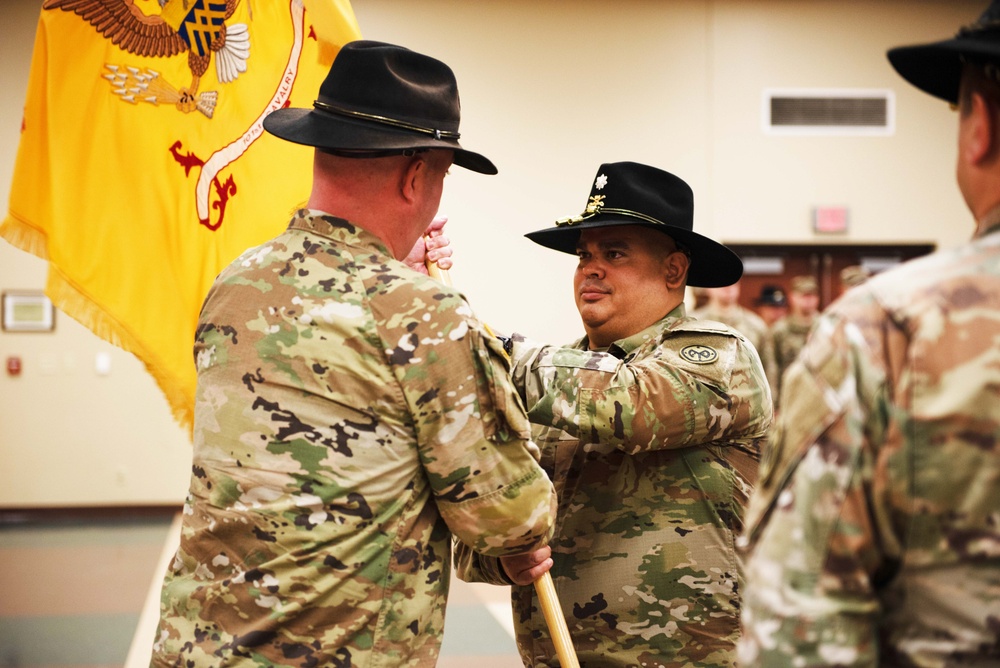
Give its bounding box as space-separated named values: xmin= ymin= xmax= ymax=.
xmin=739 ymin=300 xmax=895 ymax=667
xmin=380 ymin=287 xmax=556 ymax=558
xmin=452 ymin=540 xmax=514 ymax=585
xmin=507 ymin=331 xmax=771 ymax=454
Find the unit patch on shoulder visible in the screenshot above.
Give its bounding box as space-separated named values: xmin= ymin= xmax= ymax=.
xmin=680 ymin=344 xmax=718 ymax=364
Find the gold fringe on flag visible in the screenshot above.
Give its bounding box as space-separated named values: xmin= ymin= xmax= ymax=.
xmin=43 ymin=264 xmax=196 ymax=435
xmin=3 ymin=211 xmax=196 ymax=435
xmin=0 ymin=214 xmax=50 ymax=260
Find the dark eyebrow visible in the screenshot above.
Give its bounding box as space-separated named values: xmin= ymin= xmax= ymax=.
xmin=576 ymin=239 xmax=632 ymax=253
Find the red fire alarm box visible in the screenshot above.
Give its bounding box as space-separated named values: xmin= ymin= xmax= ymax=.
xmin=6 ymin=356 xmax=22 ymax=376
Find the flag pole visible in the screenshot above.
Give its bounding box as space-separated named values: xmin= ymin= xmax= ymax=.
xmin=425 ymin=256 xmax=580 ymax=668
xmin=534 ymin=570 xmax=580 ymax=668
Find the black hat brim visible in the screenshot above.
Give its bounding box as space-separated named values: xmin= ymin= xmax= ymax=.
xmin=888 ymin=36 xmax=1000 ymax=104
xmin=525 ymin=218 xmax=743 ymax=288
xmin=263 ymin=107 xmax=497 ymax=175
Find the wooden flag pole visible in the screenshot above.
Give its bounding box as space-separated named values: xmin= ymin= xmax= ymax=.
xmin=424 ymin=259 xmax=449 ymax=284
xmin=533 ymin=570 xmax=581 ymax=668
xmin=425 ymin=256 xmax=580 ymax=668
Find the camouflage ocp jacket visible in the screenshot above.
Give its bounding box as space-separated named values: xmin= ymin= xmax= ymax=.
xmin=739 ymin=223 xmax=1000 ymax=667
xmin=457 ymin=304 xmax=772 ymax=668
xmin=152 ymin=210 xmax=556 ymax=668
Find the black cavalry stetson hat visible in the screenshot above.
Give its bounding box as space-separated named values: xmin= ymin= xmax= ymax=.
xmin=525 ymin=162 xmax=743 ymax=288
xmin=755 ymin=284 xmax=788 ymax=308
xmin=888 ymin=1 xmax=1000 ymax=104
xmin=263 ymin=40 xmax=496 ymax=174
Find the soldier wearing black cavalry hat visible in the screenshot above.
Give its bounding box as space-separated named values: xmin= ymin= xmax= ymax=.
xmin=740 ymin=3 xmax=1000 ymax=665
xmin=457 ymin=161 xmax=772 ymax=667
xmin=150 ymin=41 xmax=556 ymax=668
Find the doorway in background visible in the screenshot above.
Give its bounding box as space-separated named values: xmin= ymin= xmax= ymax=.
xmin=727 ymin=243 xmax=936 ymax=312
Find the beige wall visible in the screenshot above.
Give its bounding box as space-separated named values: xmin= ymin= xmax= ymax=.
xmin=0 ymin=0 xmax=982 ymax=507
xmin=711 ymin=0 xmax=970 ymax=244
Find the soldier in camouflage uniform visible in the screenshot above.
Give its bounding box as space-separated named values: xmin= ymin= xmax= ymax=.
xmin=838 ymin=264 xmax=871 ymax=295
xmin=457 ymin=162 xmax=772 ymax=667
xmin=739 ymin=4 xmax=1000 ymax=665
xmin=768 ymin=274 xmax=819 ymax=407
xmin=150 ymin=41 xmax=556 ymax=668
xmin=753 ymin=285 xmax=788 ymax=328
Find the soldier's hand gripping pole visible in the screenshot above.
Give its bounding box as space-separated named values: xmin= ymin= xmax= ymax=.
xmin=425 ymin=253 xmax=581 ymax=668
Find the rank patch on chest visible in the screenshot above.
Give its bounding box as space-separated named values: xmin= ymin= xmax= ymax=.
xmin=680 ymin=344 xmax=718 ymax=364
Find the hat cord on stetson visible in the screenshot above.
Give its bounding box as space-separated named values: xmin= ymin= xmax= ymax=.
xmin=312 ymin=100 xmax=460 ymax=140
xmin=556 ymin=205 xmax=666 ymax=228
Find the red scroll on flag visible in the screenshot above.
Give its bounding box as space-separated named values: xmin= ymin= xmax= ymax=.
xmin=1 ymin=0 xmax=360 ymax=432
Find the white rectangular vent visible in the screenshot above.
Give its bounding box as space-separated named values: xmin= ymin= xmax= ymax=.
xmin=763 ymin=88 xmax=895 ymax=136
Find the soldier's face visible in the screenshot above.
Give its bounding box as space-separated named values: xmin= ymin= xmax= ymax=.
xmin=790 ymin=290 xmax=819 ymax=316
xmin=708 ymin=283 xmax=740 ymax=307
xmin=758 ymin=304 xmax=787 ymax=326
xmin=574 ymin=226 xmax=682 ymax=349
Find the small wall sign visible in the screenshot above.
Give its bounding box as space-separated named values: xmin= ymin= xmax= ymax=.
xmin=2 ymin=291 xmax=55 ymax=332
xmin=813 ymin=206 xmax=849 ymax=234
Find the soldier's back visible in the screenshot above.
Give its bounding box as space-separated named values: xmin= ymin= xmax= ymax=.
xmin=743 ymin=229 xmax=1000 ymax=666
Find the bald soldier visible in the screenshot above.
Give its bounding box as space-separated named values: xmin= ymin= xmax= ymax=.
xmin=458 ymin=162 xmax=772 ymax=667
xmin=740 ymin=2 xmax=1000 ymax=665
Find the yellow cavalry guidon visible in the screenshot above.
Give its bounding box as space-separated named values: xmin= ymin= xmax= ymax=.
xmin=1 ymin=0 xmax=361 ymax=432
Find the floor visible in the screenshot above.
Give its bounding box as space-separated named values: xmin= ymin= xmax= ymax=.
xmin=0 ymin=510 xmax=524 ymax=668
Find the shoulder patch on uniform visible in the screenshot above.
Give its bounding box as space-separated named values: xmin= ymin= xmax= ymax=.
xmin=680 ymin=344 xmax=719 ymax=364
xmin=672 ymin=317 xmax=735 ymax=336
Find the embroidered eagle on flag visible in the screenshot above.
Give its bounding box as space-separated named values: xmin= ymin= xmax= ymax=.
xmin=42 ymin=0 xmax=249 ymax=118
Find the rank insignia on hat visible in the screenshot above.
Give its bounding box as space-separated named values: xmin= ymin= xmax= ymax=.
xmin=585 ymin=194 xmax=605 ymax=214
xmin=527 ymin=161 xmax=744 ymax=287
xmin=680 ymin=344 xmax=718 ymax=364
xmin=556 ymin=194 xmax=606 ymax=226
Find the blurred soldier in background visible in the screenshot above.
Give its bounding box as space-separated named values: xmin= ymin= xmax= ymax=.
xmin=753 ymin=284 xmax=788 ymax=327
xmin=693 ymin=281 xmax=777 ymax=393
xmin=769 ymin=274 xmax=819 ymax=407
xmin=839 ymin=263 xmax=872 ymax=296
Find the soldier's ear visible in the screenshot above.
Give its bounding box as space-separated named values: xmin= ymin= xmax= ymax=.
xmin=398 ymin=155 xmax=426 ymax=204
xmin=663 ymin=251 xmax=689 ymax=289
xmin=961 ymin=89 xmax=997 ymax=166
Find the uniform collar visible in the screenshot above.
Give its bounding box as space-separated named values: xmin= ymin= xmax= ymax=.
xmin=579 ymin=303 xmax=687 ymax=358
xmin=286 ymin=208 xmax=394 ymax=258
xmin=978 ymin=204 xmax=1000 ymax=239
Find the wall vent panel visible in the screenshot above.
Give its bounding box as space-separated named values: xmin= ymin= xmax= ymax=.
xmin=763 ymin=89 xmax=895 ymax=136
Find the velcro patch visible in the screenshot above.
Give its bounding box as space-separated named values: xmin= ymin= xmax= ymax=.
xmin=680 ymin=344 xmax=718 ymax=364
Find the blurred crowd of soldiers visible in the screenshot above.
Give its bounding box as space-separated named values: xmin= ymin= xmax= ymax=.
xmin=691 ymin=264 xmax=871 ymax=408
